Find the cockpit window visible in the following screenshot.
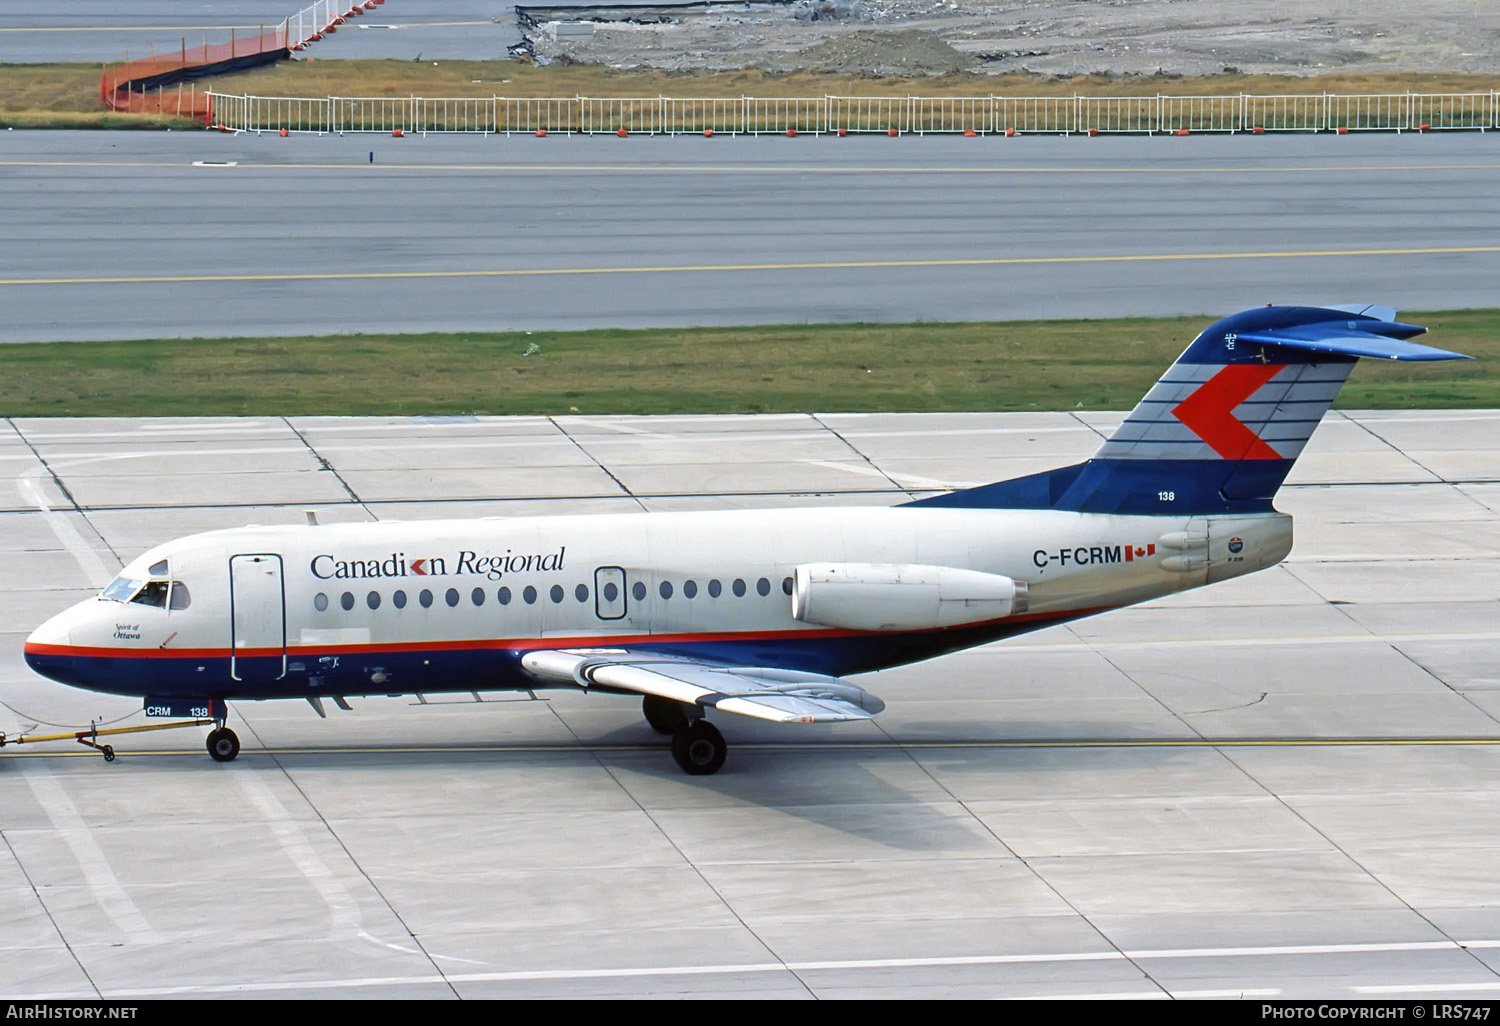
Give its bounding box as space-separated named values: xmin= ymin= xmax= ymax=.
xmin=101 ymin=570 xmax=190 ymax=610
xmin=132 ymin=581 xmax=169 ymax=607
xmin=102 ymin=577 xmax=143 ymax=602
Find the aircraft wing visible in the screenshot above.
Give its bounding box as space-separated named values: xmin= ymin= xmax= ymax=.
xmin=521 ymin=649 xmax=885 ymax=724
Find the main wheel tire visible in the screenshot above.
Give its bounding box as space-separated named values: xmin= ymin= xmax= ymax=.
xmin=671 ymin=720 xmax=726 ymax=776
xmin=643 ymin=694 xmax=690 ymax=735
xmin=206 ymin=727 xmax=240 ymax=763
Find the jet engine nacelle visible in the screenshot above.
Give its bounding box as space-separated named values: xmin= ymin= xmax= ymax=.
xmin=792 ymin=563 xmax=1028 ymax=633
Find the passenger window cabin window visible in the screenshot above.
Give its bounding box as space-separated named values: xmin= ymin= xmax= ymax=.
xmin=632 ymin=582 xmax=646 ymax=601
xmin=708 ymin=579 xmax=722 ymax=598
xmin=575 ymin=584 xmax=589 ymax=603
xmin=499 ymin=587 xmax=511 ymax=605
xmin=420 ymin=589 xmax=434 ymax=608
xmin=472 ymin=588 xmax=485 ymax=607
xmin=732 ymin=578 xmax=746 ymax=597
xmin=445 ymin=589 xmax=460 ymax=608
xmin=367 ymin=591 xmax=380 ymax=610
xmin=550 ymin=585 xmax=564 ymax=604
xmin=341 ymin=592 xmax=355 ymax=611
xmin=523 ymin=586 xmax=537 ymax=605
xmin=683 ymin=580 xmax=698 ymax=599
xmin=757 ymin=578 xmax=771 ymax=597
xmin=314 ymin=592 xmax=329 ymax=612
xmin=393 ymin=590 xmax=407 ymax=609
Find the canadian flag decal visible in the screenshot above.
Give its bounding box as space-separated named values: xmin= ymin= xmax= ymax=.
xmin=1123 ymin=544 xmax=1156 ymax=562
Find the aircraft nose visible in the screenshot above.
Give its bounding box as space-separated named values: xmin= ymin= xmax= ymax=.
xmin=26 ymin=608 xmax=73 ymax=650
xmin=24 ymin=608 xmax=76 ymax=683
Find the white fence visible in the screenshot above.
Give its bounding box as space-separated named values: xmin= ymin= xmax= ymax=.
xmin=207 ymin=91 xmax=1500 ymax=136
xmin=287 ymin=1 xmax=382 ymax=52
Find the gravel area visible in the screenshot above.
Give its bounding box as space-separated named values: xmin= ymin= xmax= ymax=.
xmin=517 ymin=0 xmax=1500 ymax=77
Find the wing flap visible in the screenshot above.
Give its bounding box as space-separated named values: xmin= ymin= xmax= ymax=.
xmin=520 ymin=649 xmax=884 ymax=724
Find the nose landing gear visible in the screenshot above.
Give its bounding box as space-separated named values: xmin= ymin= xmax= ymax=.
xmin=205 ymin=724 xmax=240 ymax=762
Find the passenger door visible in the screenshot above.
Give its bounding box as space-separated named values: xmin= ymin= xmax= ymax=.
xmin=229 ymin=553 xmax=286 ymax=682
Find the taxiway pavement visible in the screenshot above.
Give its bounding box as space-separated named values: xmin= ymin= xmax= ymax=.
xmin=2 ymin=409 xmax=1498 ymax=998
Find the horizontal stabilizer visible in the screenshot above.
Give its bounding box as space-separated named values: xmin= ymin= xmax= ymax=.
xmin=1323 ymin=302 xmax=1400 ymax=322
xmin=1234 ymin=325 xmax=1472 ymax=362
xmin=522 ymin=649 xmax=884 ymax=724
xmin=904 ymin=302 xmax=1472 ymax=517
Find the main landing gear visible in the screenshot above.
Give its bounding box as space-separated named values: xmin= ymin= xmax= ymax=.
xmin=642 ymin=694 xmax=689 ymax=734
xmin=643 ymin=696 xmax=726 ymax=775
xmin=671 ymin=719 xmax=726 ymax=776
xmin=206 ymin=724 xmax=240 ymax=762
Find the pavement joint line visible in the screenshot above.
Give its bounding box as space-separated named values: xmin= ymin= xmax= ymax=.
xmin=811 ymin=413 xmax=915 ymax=498
xmin=38 ymin=937 xmax=1500 ymax=997
xmin=547 ymin=416 xmax=649 ymax=511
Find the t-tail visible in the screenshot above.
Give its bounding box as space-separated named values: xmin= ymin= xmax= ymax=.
xmin=909 ymin=304 xmax=1471 ymax=516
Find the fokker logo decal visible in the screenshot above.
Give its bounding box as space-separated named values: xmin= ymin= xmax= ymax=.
xmin=1172 ymin=364 xmax=1285 ymax=460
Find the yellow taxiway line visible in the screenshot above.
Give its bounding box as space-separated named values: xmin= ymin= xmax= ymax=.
xmin=4 ymin=735 xmax=1497 ymax=759
xmin=4 ymin=245 xmax=1499 ymax=288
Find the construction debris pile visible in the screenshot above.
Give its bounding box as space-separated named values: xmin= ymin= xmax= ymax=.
xmin=514 ymin=0 xmax=1500 ymax=78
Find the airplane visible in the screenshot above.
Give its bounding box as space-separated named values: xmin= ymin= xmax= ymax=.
xmin=22 ymin=304 xmax=1471 ymax=775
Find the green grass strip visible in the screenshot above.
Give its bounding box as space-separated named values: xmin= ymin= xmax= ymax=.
xmin=5 ymin=310 xmax=1494 ymax=418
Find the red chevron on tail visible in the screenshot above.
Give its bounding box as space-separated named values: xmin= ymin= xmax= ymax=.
xmin=1171 ymin=363 xmax=1285 ymax=461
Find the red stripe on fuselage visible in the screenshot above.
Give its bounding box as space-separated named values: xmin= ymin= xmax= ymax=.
xmin=21 ymin=605 xmax=1116 ymax=662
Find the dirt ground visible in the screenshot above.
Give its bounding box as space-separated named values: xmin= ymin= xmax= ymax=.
xmin=518 ymin=0 xmax=1500 ymax=78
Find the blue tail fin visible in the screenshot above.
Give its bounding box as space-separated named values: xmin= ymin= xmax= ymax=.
xmin=907 ymin=304 xmax=1470 ymax=516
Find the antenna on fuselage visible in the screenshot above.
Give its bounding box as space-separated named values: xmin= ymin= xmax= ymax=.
xmin=305 ymin=510 xmax=319 ymax=526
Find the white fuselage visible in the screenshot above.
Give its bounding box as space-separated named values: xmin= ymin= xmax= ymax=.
xmin=25 ymin=505 xmax=1291 ymax=702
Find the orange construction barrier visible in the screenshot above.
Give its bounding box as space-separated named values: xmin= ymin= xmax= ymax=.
xmin=101 ymin=25 xmax=288 ymax=124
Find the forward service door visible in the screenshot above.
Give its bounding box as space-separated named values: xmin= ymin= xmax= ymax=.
xmin=229 ymin=553 xmax=287 ymax=682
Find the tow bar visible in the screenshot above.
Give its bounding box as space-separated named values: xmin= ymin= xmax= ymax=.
xmin=0 ymin=719 xmax=214 ymax=761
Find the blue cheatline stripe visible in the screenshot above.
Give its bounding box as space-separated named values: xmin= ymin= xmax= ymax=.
xmin=24 ymin=612 xmax=1105 ymax=702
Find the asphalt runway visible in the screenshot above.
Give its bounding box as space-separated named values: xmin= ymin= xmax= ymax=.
xmin=0 ymin=1 xmax=515 ymax=62
xmin=2 ymin=131 xmax=1498 ymax=342
xmin=2 ymin=408 xmax=1499 ymax=998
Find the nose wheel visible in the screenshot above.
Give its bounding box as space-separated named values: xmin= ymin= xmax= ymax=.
xmin=206 ymin=726 xmax=240 ymax=762
xmin=671 ymin=719 xmax=726 ymax=776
